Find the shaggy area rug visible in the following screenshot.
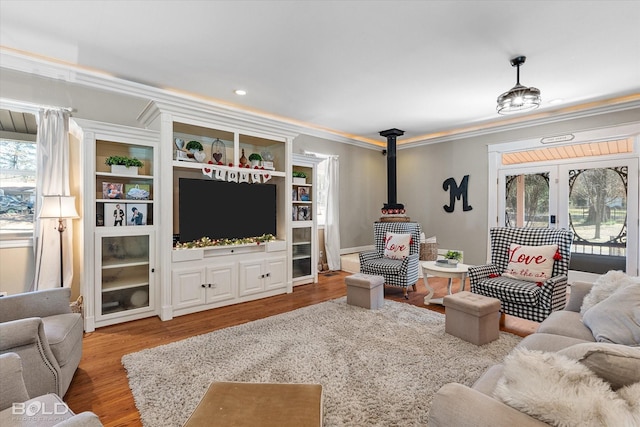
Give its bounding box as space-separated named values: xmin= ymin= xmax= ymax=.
xmin=122 ymin=298 xmax=521 ymax=426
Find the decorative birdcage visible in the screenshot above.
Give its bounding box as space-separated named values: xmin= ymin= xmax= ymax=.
xmin=211 ymin=138 xmax=226 ymax=164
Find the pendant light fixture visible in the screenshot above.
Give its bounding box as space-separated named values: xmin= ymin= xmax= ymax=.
xmin=496 ymin=56 xmax=541 ymax=114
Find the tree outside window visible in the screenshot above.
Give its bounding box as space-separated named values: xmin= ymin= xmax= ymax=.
xmin=0 ymin=138 xmax=37 ymax=234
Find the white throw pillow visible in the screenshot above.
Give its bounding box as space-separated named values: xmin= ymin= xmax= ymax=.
xmin=582 ymin=284 xmax=640 ymax=346
xmin=383 ymin=232 xmax=411 ymax=260
xmin=580 ymin=270 xmax=640 ymax=315
xmin=494 ymin=348 xmax=640 ymax=427
xmin=502 ymin=244 xmax=558 ymax=282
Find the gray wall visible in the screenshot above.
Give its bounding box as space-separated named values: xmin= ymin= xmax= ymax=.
xmin=293 ymin=135 xmax=386 ymax=250
xmin=0 ymin=69 xmax=149 ymax=128
xmin=1 ymin=66 xmax=638 ymax=283
xmin=398 ymin=107 xmax=640 ymax=266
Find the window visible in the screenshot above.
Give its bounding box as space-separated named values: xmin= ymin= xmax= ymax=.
xmin=0 ymin=128 xmax=37 ymax=237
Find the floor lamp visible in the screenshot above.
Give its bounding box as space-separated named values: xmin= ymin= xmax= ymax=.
xmin=39 ymin=195 xmax=80 ymax=287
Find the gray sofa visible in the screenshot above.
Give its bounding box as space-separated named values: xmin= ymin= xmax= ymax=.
xmin=428 ymin=280 xmax=640 ymax=426
xmin=0 ymin=288 xmax=83 ymax=398
xmin=0 ymin=353 xmax=102 ymax=427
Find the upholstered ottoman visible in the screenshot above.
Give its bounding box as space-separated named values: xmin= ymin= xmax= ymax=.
xmin=443 ymin=291 xmax=501 ymax=345
xmin=345 ymin=273 xmax=385 ymax=309
xmin=183 ymin=382 xmax=323 ymax=427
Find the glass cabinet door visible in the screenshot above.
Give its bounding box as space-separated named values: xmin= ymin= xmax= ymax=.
xmin=292 ymin=227 xmax=312 ymax=279
xmin=97 ymin=232 xmax=154 ymax=317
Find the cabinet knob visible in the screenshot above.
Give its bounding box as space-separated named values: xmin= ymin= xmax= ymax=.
xmin=201 ymin=284 xmax=206 ymax=288
xmin=266 ymin=272 xmax=271 ymax=277
xmin=151 ymin=268 xmax=155 ymax=273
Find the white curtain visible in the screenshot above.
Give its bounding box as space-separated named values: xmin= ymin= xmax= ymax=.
xmin=32 ymin=109 xmax=72 ymax=290
xmin=323 ymin=155 xmax=341 ymax=271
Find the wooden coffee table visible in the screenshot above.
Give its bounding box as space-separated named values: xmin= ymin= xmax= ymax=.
xmin=421 ymin=261 xmax=470 ymax=305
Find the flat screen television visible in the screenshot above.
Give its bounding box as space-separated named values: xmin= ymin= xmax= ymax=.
xmin=178 ymin=178 xmax=277 ymax=243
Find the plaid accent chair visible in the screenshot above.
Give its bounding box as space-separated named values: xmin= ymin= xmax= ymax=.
xmin=468 ymin=227 xmax=574 ymax=322
xmin=359 ymin=222 xmax=422 ymax=299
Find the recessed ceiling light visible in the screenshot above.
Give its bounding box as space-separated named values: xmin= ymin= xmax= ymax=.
xmin=234 ymin=89 xmax=247 ymax=96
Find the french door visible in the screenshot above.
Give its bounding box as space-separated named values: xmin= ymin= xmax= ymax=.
xmin=498 ymin=158 xmax=638 ymax=282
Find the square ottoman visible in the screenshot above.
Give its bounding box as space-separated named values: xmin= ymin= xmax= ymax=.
xmin=443 ymin=291 xmax=501 ymax=345
xmin=345 ymin=273 xmax=385 ymax=309
xmin=183 ymin=382 xmax=323 ymax=427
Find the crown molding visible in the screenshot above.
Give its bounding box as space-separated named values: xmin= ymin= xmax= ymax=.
xmin=398 ymin=95 xmax=640 ymax=150
xmin=71 ymin=118 xmax=159 ymax=143
xmin=0 ymin=48 xmax=381 ymax=150
xmin=2 ymin=47 xmax=637 ymax=152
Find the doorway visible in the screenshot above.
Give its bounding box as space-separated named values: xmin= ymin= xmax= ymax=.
xmin=489 ymin=128 xmax=639 ymax=283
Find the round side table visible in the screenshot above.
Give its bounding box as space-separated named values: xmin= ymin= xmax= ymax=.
xmin=421 ymin=261 xmax=470 ymax=305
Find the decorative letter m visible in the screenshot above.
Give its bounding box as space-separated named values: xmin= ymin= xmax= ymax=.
xmin=443 ymin=175 xmax=472 ymax=213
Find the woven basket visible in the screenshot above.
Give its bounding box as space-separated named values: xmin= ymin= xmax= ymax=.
xmin=420 ymin=243 xmax=438 ymax=261
xmin=70 ymin=295 xmax=83 ymax=316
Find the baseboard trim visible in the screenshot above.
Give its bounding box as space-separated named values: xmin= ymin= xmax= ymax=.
xmin=340 ymin=245 xmax=374 ymax=255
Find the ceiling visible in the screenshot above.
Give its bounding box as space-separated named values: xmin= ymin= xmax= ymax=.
xmin=1 ymin=1 xmax=639 ymax=146
xmin=0 ymin=109 xmax=37 ymax=137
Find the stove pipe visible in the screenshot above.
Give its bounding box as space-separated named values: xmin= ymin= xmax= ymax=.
xmin=379 ymin=128 xmax=405 ymax=213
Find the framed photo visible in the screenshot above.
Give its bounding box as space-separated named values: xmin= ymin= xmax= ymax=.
xmin=105 ymin=203 xmax=127 ymax=227
xmin=297 ymin=186 xmax=310 ymax=202
xmin=297 ymin=206 xmax=310 ymax=221
xmin=102 ymin=182 xmax=124 ymax=200
xmin=125 ymin=184 xmax=151 ymax=200
xmin=126 ymin=203 xmax=147 ymax=226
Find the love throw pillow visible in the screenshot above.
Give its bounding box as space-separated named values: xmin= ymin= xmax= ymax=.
xmin=384 ymin=232 xmax=411 ymax=260
xmin=502 ymin=244 xmax=558 ymax=282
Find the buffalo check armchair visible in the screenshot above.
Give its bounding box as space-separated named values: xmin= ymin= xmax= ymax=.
xmin=359 ymin=222 xmax=422 ymax=299
xmin=468 ymin=227 xmax=574 ymax=322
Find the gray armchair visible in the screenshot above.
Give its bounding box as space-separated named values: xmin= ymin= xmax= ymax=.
xmin=0 ymin=353 xmax=102 ymax=427
xmin=359 ymin=222 xmax=422 ymax=299
xmin=0 ymin=288 xmax=83 ymax=398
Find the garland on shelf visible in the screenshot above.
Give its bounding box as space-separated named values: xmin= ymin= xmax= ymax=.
xmin=201 ymin=163 xmax=272 ymax=183
xmin=175 ymin=234 xmax=276 ymax=249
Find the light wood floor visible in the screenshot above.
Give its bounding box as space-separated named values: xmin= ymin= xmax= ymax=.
xmin=64 ymin=272 xmax=538 ymax=426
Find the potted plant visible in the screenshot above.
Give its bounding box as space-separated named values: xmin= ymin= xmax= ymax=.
xmin=105 ymin=155 xmax=144 ymax=176
xmin=444 ymin=250 xmax=462 ymax=265
xmin=186 ymin=140 xmax=206 ymax=162
xmin=248 ymin=153 xmax=262 ymax=168
xmin=185 ymin=140 xmax=203 ymax=152
xmin=292 ymin=171 xmax=307 ymax=184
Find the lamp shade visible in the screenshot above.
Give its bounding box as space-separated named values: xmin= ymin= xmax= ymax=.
xmin=39 ymin=195 xmax=80 ymax=219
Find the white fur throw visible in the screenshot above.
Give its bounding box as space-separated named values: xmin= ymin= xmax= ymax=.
xmin=494 ymin=348 xmax=640 ymax=427
xmin=580 ymin=270 xmax=640 ymax=315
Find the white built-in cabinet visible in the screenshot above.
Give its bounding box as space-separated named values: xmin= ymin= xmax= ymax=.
xmin=77 ymin=99 xmax=302 ymax=329
xmin=169 ymin=241 xmax=287 ymax=317
xmin=138 ymin=100 xmax=298 ymax=321
xmin=291 ymin=154 xmax=323 ymax=286
xmin=75 ymin=119 xmax=160 ymax=332
xmin=239 ymin=256 xmax=287 ymax=296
